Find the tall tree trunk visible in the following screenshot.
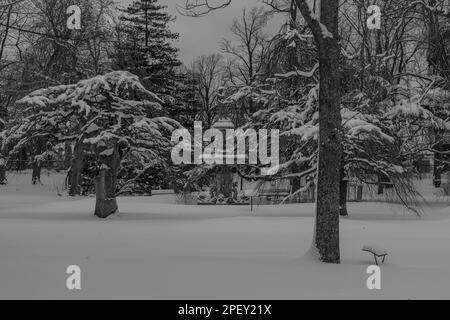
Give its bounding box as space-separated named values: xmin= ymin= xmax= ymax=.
xmin=426 ymin=0 xmax=450 ymax=82
xmin=314 ymin=40 xmax=342 ymax=263
xmin=295 ymin=0 xmax=342 ymax=263
xmin=69 ymin=142 xmax=84 ymax=196
xmin=64 ymin=142 xmax=73 ymax=169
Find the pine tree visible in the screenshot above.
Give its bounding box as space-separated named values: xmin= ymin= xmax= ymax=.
xmin=115 ymin=0 xmax=181 ymax=97
xmin=114 ymin=0 xmax=198 ymax=128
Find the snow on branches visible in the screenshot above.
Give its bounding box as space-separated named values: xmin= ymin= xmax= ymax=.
xmin=4 ymin=71 xmax=180 ymax=194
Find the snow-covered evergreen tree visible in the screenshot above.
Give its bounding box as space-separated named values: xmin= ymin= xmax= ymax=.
xmin=4 ymin=71 xmax=179 ymax=217
xmin=114 ymin=0 xmax=197 ymax=128
xmin=115 ymin=0 xmax=180 ymax=94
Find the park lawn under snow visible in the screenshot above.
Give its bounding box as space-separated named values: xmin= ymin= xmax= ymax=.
xmin=1 ymin=172 xmax=450 ymax=299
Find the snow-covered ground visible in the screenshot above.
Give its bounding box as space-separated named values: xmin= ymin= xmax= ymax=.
xmin=1 ymin=172 xmax=450 ymax=299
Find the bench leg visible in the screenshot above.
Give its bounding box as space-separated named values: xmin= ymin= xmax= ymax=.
xmin=374 ymin=256 xmax=378 ymax=266
xmin=382 ymin=256 xmax=386 ymax=264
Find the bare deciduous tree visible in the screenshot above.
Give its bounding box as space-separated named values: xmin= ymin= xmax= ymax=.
xmin=220 ymin=7 xmax=271 ymax=86
xmin=191 ymin=54 xmax=224 ymax=128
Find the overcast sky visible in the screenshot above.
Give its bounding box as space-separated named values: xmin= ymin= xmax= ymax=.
xmin=116 ymin=0 xmax=281 ymax=65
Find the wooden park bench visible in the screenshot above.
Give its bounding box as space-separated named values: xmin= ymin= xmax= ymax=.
xmin=363 ymin=245 xmax=388 ymax=265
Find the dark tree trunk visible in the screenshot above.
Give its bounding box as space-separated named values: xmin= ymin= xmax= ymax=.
xmin=291 ymin=162 xmax=302 ymax=198
xmin=433 ymin=146 xmax=443 ymax=188
xmin=68 ymin=142 xmax=84 ymax=196
xmin=0 ymin=161 xmax=6 ymax=185
xmin=64 ymin=142 xmax=73 ymax=169
xmin=95 ymin=168 xmax=118 ymax=219
xmin=94 ymin=141 xmax=127 ymax=218
xmin=314 ymin=40 xmax=342 ymax=263
xmin=426 ymin=2 xmax=449 ymax=187
xmin=426 ymin=1 xmax=450 ymax=82
xmin=32 ymin=160 xmax=41 ymax=185
xmin=17 ymin=148 xmax=27 ymax=171
xmin=339 ymin=167 xmax=348 ymax=217
xmin=295 ymin=0 xmax=342 ymax=264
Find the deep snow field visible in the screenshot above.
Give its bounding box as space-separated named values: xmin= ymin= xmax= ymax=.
xmin=1 ymin=171 xmax=450 ymax=299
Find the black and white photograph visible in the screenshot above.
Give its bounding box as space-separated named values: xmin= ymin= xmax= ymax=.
xmin=0 ymin=0 xmax=449 ymax=302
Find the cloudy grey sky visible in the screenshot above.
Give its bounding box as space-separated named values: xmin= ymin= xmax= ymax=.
xmin=117 ymin=0 xmax=282 ymax=65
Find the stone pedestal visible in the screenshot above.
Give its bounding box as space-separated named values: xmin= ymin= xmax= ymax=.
xmin=212 ymin=119 xmax=235 ymax=199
